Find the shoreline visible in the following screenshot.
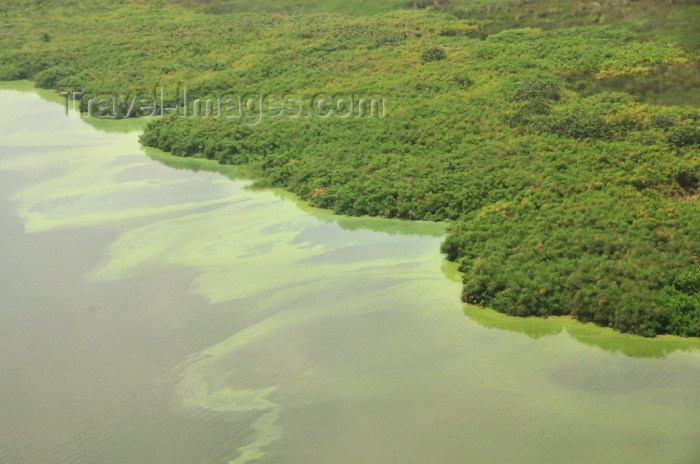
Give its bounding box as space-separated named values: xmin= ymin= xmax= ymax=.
xmin=3 ymin=79 xmax=698 ymax=344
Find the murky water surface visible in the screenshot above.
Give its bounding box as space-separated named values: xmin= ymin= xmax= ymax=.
xmin=1 ymin=84 xmax=699 ymax=464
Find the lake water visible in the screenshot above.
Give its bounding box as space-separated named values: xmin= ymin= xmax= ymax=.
xmin=1 ymin=83 xmax=699 ymax=464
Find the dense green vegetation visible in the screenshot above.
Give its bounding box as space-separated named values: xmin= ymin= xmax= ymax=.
xmin=1 ymin=0 xmax=698 ymax=336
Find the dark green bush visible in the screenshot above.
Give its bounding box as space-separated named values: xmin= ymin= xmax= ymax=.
xmin=540 ymin=111 xmax=612 ymax=140
xmin=421 ymin=47 xmax=447 ymax=62
xmin=513 ymin=81 xmax=561 ymax=102
xmin=666 ymin=126 xmax=700 ymax=147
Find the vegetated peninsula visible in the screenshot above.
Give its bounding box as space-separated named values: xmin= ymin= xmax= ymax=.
xmin=1 ymin=0 xmax=698 ymax=336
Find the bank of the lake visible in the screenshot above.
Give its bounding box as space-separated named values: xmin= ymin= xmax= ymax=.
xmin=4 ymin=0 xmax=699 ymax=335
xmin=1 ymin=84 xmax=699 ymax=464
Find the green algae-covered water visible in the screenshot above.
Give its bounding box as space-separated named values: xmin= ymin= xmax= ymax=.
xmin=1 ymin=83 xmax=699 ymax=464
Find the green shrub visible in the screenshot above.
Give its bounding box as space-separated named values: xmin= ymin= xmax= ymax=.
xmin=666 ymin=126 xmax=700 ymax=148
xmin=541 ymin=111 xmax=612 ymax=140
xmin=421 ymin=47 xmax=447 ymax=62
xmin=513 ymin=81 xmax=561 ymax=102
